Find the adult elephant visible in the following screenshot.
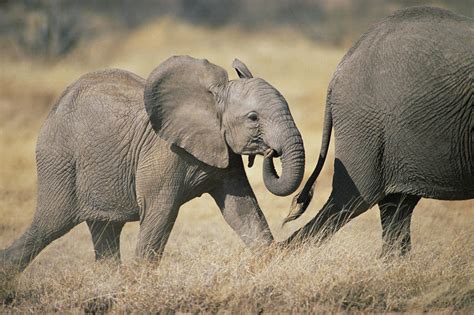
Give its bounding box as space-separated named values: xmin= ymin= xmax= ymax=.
xmin=1 ymin=56 xmax=305 ymax=273
xmin=283 ymin=7 xmax=473 ymax=255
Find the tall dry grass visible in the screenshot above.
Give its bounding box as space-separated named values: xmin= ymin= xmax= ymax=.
xmin=0 ymin=19 xmax=473 ymax=312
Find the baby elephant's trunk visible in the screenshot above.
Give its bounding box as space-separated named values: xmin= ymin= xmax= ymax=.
xmin=263 ymin=129 xmax=305 ymax=197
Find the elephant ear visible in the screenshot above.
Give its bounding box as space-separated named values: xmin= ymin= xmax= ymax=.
xmin=232 ymin=58 xmax=253 ymax=78
xmin=144 ymin=55 xmax=229 ymax=168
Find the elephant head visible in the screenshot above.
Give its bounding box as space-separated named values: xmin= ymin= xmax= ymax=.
xmin=144 ymin=55 xmax=305 ymax=196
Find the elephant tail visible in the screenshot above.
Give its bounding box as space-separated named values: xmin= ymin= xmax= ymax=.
xmin=283 ymin=102 xmax=333 ymax=225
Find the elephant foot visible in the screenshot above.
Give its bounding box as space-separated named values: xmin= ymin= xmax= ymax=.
xmin=0 ymin=262 xmax=18 ymax=306
xmin=379 ymin=241 xmax=412 ymax=261
xmin=0 ymin=252 xmax=19 ymax=281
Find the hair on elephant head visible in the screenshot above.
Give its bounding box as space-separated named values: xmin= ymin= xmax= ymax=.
xmin=144 ymin=55 xmax=305 ymax=196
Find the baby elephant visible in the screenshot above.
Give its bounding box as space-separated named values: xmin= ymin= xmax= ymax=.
xmin=284 ymin=7 xmax=473 ymax=255
xmin=1 ymin=56 xmax=305 ymax=273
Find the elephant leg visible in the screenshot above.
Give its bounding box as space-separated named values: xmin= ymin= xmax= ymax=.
xmin=0 ymin=215 xmax=78 ymax=274
xmin=285 ymin=159 xmax=372 ymax=245
xmin=135 ymin=200 xmax=180 ymax=261
xmin=378 ymin=193 xmax=420 ymax=256
xmin=86 ymin=221 xmax=124 ymax=261
xmin=210 ymin=155 xmax=273 ymax=248
xmin=287 ymin=193 xmax=371 ymax=244
xmin=1 ymin=160 xmax=80 ymax=274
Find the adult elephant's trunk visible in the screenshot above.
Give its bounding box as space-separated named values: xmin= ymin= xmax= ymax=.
xmin=263 ymin=130 xmax=305 ymax=197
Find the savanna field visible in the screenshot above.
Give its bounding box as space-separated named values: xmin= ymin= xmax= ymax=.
xmin=0 ymin=18 xmax=473 ymax=313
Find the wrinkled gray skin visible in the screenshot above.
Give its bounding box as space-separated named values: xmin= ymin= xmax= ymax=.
xmin=284 ymin=7 xmax=473 ymax=255
xmin=0 ymin=56 xmax=304 ymax=273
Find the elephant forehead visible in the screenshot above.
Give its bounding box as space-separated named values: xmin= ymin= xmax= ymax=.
xmin=229 ymin=78 xmax=286 ymax=108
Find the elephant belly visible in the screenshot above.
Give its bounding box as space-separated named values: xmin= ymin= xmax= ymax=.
xmin=75 ymin=158 xmax=141 ymax=222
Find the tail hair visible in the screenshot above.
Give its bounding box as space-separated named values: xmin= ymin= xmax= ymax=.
xmin=283 ymin=183 xmax=315 ymax=225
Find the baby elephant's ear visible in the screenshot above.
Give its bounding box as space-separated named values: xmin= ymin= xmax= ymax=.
xmin=232 ymin=58 xmax=253 ymax=78
xmin=144 ymin=55 xmax=229 ymax=168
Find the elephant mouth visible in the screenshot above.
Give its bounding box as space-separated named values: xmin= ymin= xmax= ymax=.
xmin=247 ymin=148 xmax=280 ymax=168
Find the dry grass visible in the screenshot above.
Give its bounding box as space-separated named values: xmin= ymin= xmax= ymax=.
xmin=0 ymin=19 xmax=473 ymax=313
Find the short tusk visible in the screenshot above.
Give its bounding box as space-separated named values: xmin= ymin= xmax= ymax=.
xmin=264 ymin=148 xmax=276 ymax=159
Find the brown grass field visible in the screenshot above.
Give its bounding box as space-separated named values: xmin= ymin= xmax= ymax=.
xmin=0 ymin=19 xmax=473 ymax=313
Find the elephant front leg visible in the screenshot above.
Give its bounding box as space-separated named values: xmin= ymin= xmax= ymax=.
xmin=135 ymin=198 xmax=180 ymax=261
xmin=378 ymin=193 xmax=420 ymax=256
xmin=210 ymin=165 xmax=273 ymax=248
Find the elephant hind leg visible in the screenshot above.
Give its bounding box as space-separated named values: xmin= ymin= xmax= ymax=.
xmin=285 ymin=192 xmax=371 ymax=245
xmin=378 ymin=193 xmax=420 ymax=256
xmin=1 ymin=204 xmax=79 ymax=274
xmin=87 ymin=221 xmax=124 ymax=261
xmin=1 ymin=157 xmax=80 ymax=274
xmin=285 ymin=159 xmax=373 ymax=245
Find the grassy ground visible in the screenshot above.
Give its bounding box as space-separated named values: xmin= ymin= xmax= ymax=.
xmin=0 ymin=19 xmax=473 ymax=313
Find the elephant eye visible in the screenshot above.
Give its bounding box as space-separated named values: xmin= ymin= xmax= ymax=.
xmin=247 ymin=111 xmax=258 ymax=122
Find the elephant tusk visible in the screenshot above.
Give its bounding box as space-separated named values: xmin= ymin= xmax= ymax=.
xmin=264 ymin=148 xmax=276 ymax=159
xmin=248 ymin=154 xmax=256 ymax=168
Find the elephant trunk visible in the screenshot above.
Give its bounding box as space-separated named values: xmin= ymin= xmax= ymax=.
xmin=263 ymin=125 xmax=305 ymax=197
